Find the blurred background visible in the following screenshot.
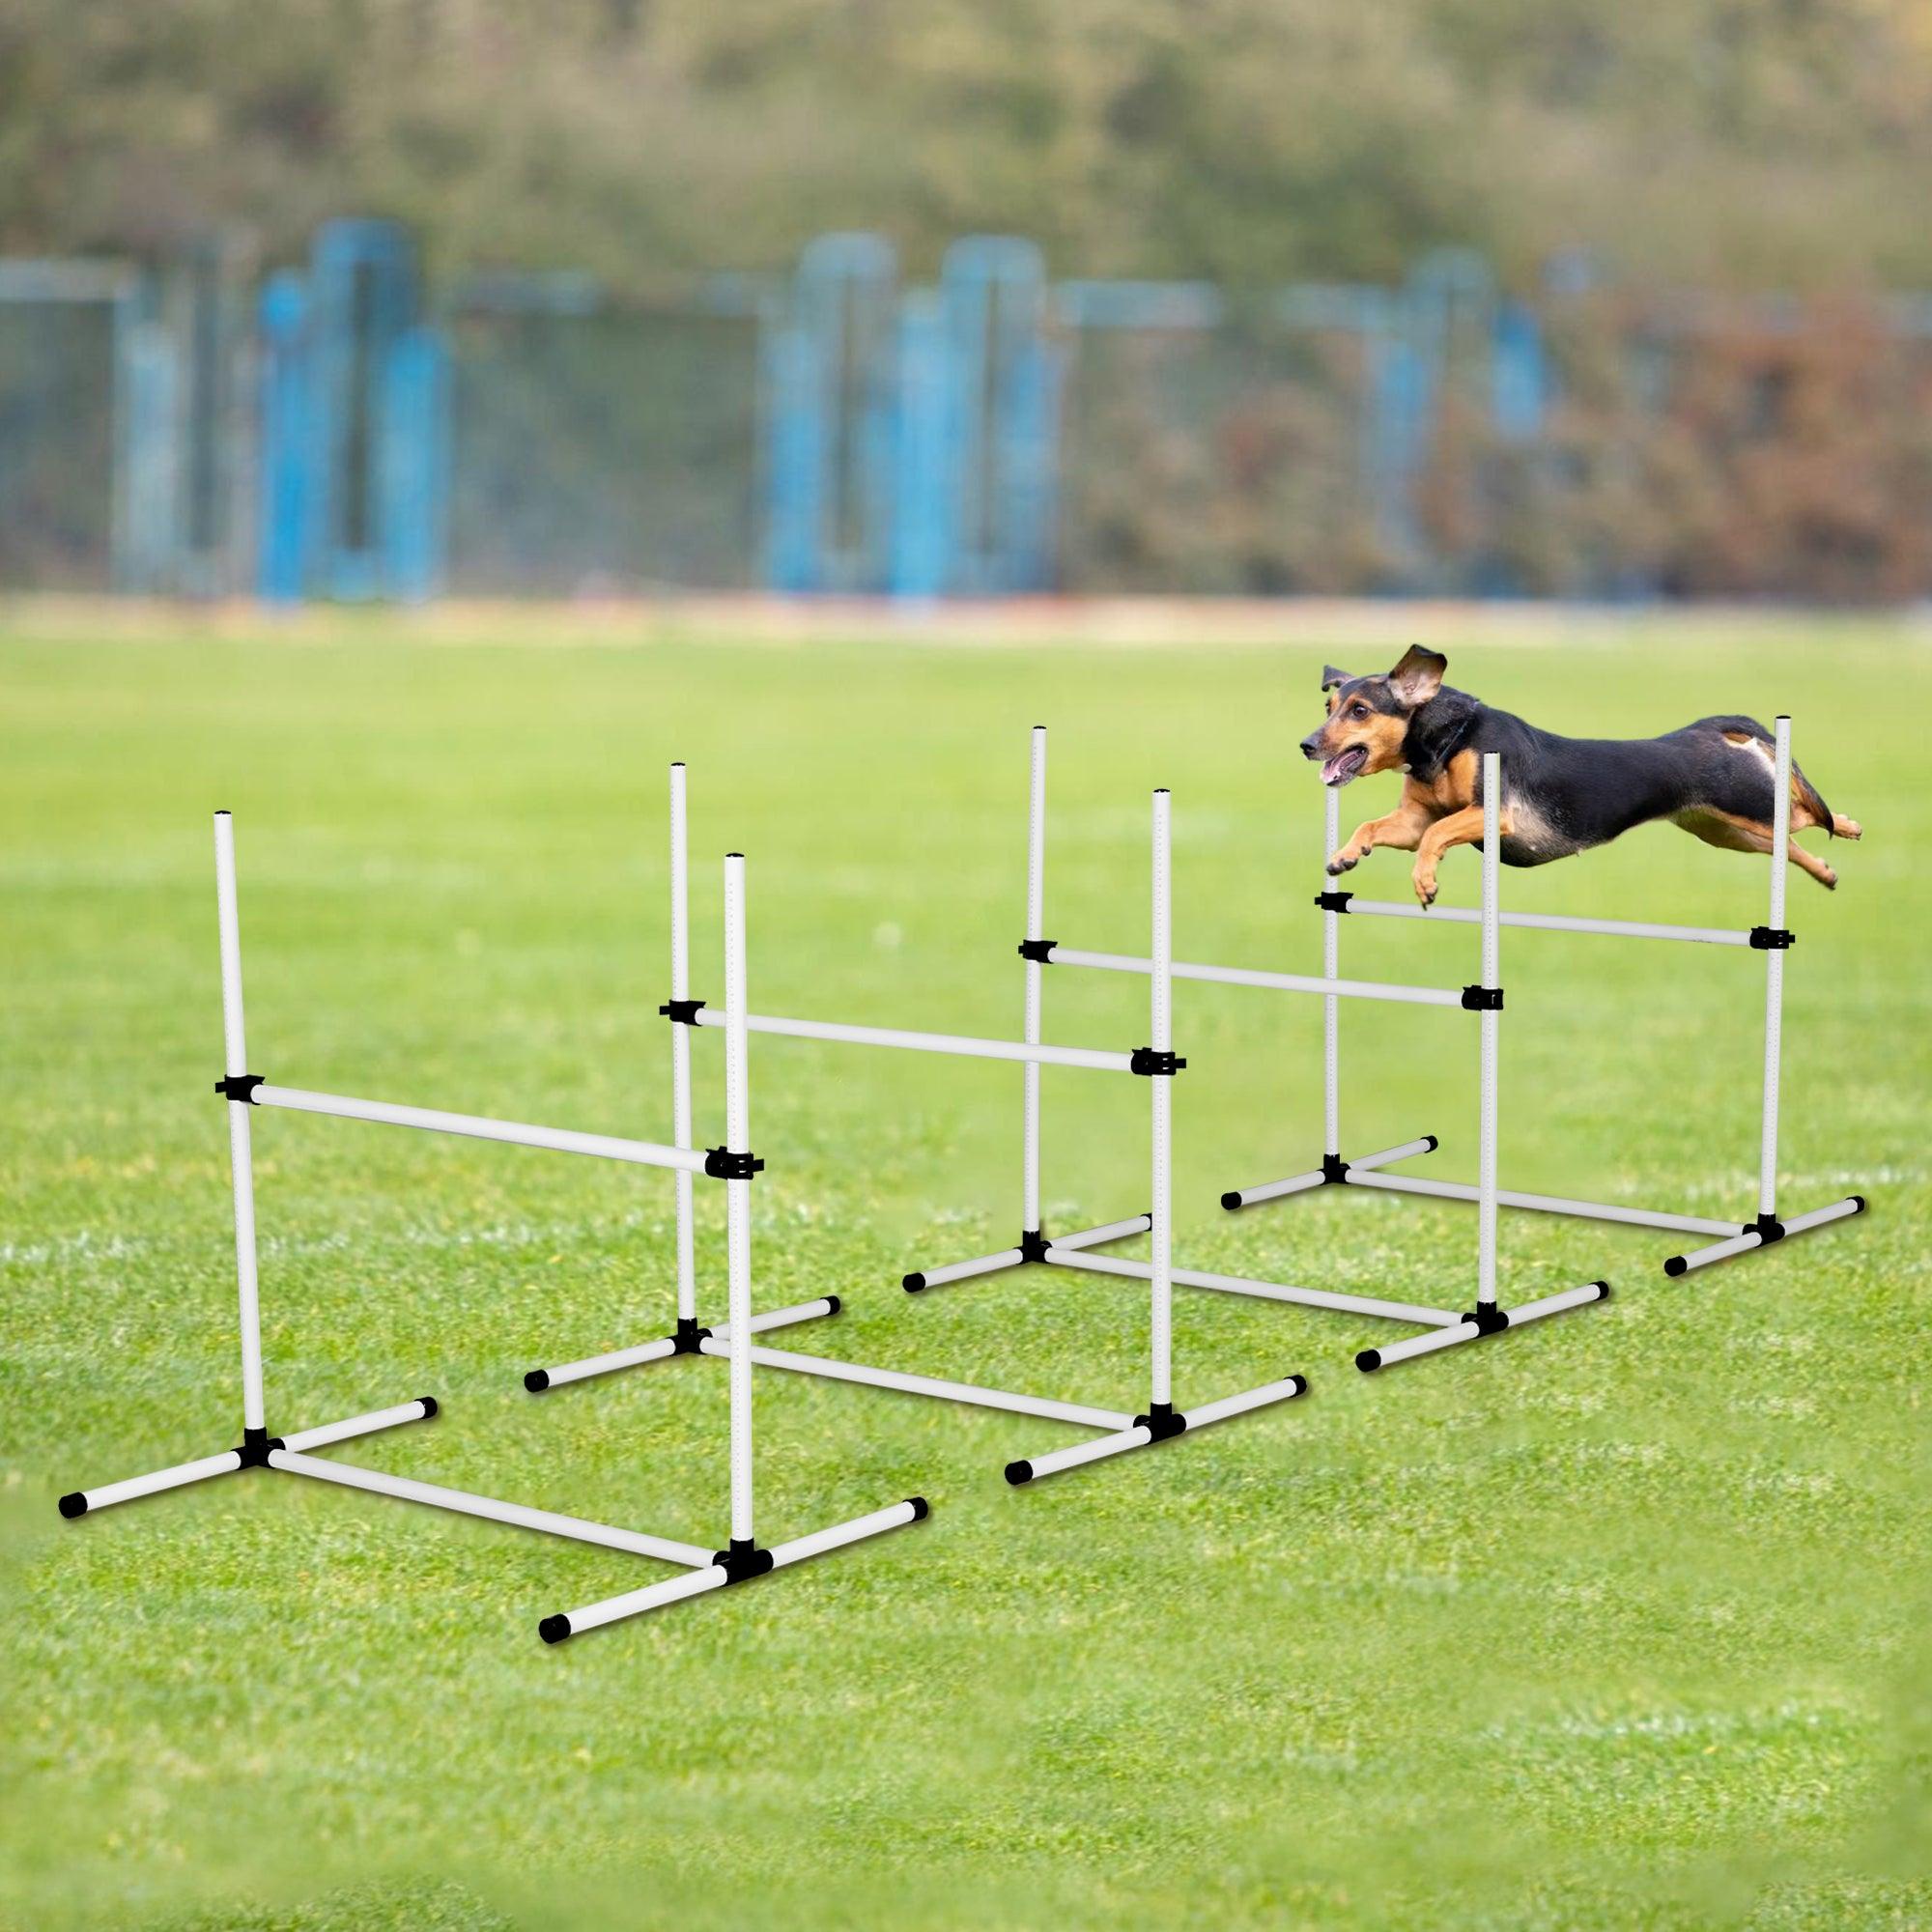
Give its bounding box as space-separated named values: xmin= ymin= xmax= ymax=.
xmin=6 ymin=0 xmax=1932 ymax=610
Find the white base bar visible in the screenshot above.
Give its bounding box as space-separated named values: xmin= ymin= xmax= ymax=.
xmin=1662 ymin=1194 xmax=1865 ymax=1276
xmin=255 ymin=1085 xmax=707 ymax=1175
xmin=1220 ymin=1136 xmax=1439 ymax=1209
xmin=902 ymin=1211 xmax=1153 ymax=1292
xmin=1356 ymin=1281 xmax=1610 ymax=1372
xmin=280 ymin=1398 xmax=438 ymax=1453
xmin=700 ymin=1338 xmax=1136 ymax=1432
xmin=903 ymin=1245 xmax=1024 ymax=1293
xmin=267 ymin=1449 xmax=715 ymax=1567
xmin=1051 ymin=1212 xmax=1154 ymax=1251
xmin=540 ymin=1497 xmax=926 ymax=1641
xmin=1044 ymin=1246 xmax=1464 ymax=1328
xmin=1006 ymin=1374 xmax=1308 ymax=1484
xmin=61 ymin=1448 xmax=243 ymax=1517
xmin=1047 ymin=946 xmax=1463 ymax=1009
xmin=694 ymin=1008 xmax=1132 ymax=1074
xmin=1347 ymin=1169 xmax=1739 ymax=1237
xmin=526 ymin=1297 xmax=840 ymax=1392
xmin=1341 ymin=899 xmax=1752 ymax=947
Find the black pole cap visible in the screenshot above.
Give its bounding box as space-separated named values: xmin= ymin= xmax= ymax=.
xmin=58 ymin=1492 xmax=88 ymax=1519
xmin=906 ymin=1496 xmax=930 ymax=1520
xmin=1662 ymin=1255 xmax=1688 ymax=1278
xmin=902 ymin=1271 xmax=927 ymax=1293
xmin=1288 ymin=1373 xmax=1310 ymax=1395
xmin=1850 ymin=1195 xmax=1867 ymax=1212
xmin=538 ymin=1613 xmax=572 ymax=1645
xmin=416 ymin=1396 xmax=440 ymax=1417
xmin=1355 ymin=1348 xmax=1383 ymax=1373
xmin=1004 ymin=1460 xmax=1035 ymax=1486
xmin=823 ymin=1295 xmax=842 ymax=1315
xmin=524 ymin=1368 xmax=551 ymax=1392
xmin=1421 ymin=1134 xmax=1440 ymax=1151
xmin=1220 ymin=1190 xmax=1243 ymax=1210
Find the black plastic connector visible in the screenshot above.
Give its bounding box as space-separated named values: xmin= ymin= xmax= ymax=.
xmin=1461 ymin=1305 xmax=1511 ymax=1335
xmin=524 ymin=1368 xmax=552 ymax=1392
xmin=214 ymin=1073 xmax=264 ymax=1104
xmin=1460 ymin=985 xmax=1504 ymax=1011
xmin=1134 ymin=1402 xmax=1187 ymax=1442
xmin=715 ymin=1538 xmax=776 ymax=1584
xmin=671 ymin=1317 xmax=713 ymax=1354
xmin=417 ymin=1396 xmax=440 ymax=1417
xmin=703 ymin=1147 xmax=765 ymax=1180
xmin=906 ymin=1496 xmax=930 ymax=1521
xmin=1746 ymin=1212 xmax=1785 ymax=1244
xmin=1017 ymin=938 xmax=1058 ymax=963
xmin=1321 ymin=1152 xmax=1350 ymax=1184
xmin=1130 ymin=1047 xmax=1187 ymax=1076
xmin=1017 ymin=1229 xmax=1050 ymax=1264
xmin=236 ymin=1424 xmax=285 ymax=1468
xmin=658 ymin=998 xmax=706 ymax=1025
xmin=58 ymin=1491 xmax=89 ymax=1519
xmin=902 ymin=1270 xmax=927 ymax=1293
xmin=1314 ymin=891 xmax=1353 ymax=914
xmin=1004 ymin=1459 xmax=1036 ymax=1485
xmin=538 ymin=1613 xmax=572 ymax=1644
xmin=1748 ymin=926 xmax=1795 ymax=951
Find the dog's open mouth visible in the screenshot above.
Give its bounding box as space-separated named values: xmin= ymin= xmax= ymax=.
xmin=1321 ymin=745 xmax=1370 ymax=786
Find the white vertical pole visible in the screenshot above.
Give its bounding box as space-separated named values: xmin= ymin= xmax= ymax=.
xmin=1758 ymin=718 xmax=1791 ymax=1221
xmin=1476 ymin=753 xmax=1501 ymax=1310
xmin=1322 ymin=785 xmax=1341 ymax=1158
xmin=1022 ymin=725 xmax=1047 ymax=1236
xmin=722 ymin=852 xmax=754 ymax=1549
xmin=1150 ymin=789 xmax=1174 ymax=1410
xmin=213 ymin=812 xmax=266 ymax=1434
xmin=668 ymin=763 xmax=696 ymax=1323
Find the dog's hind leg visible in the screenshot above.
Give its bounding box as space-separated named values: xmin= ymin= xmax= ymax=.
xmin=1671 ymin=810 xmax=1839 ymax=889
xmin=1831 ymin=812 xmax=1862 ymax=840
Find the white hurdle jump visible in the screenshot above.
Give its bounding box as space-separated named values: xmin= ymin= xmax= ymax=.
xmin=58 ymin=813 xmax=927 ymax=1643
xmin=906 ymin=728 xmax=1612 ymax=1372
xmin=1223 ymin=714 xmax=1866 ymax=1277
xmin=525 ymin=767 xmax=1310 ymax=1483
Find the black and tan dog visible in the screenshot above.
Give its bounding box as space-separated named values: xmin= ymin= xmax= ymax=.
xmin=1301 ymin=647 xmax=1861 ymax=908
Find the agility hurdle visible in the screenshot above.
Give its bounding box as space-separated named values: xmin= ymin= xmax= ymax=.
xmin=907 ymin=729 xmax=1611 ymax=1372
xmin=58 ymin=813 xmax=926 ymax=1643
xmin=1223 ymin=715 xmax=1867 ymax=1276
xmin=526 ymin=767 xmax=1310 ymax=1483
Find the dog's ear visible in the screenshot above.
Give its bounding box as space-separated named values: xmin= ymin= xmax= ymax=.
xmin=1386 ymin=645 xmax=1446 ymax=708
xmin=1320 ymin=665 xmax=1355 ymax=692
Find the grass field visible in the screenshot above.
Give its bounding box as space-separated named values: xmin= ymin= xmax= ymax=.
xmin=2 ymin=604 xmax=1927 ymax=1931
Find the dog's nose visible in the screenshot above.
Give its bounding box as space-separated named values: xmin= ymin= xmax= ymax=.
xmin=1299 ymin=732 xmax=1324 ymax=760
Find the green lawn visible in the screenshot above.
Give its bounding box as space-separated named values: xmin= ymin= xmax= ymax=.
xmin=2 ymin=606 xmax=1927 ymax=1931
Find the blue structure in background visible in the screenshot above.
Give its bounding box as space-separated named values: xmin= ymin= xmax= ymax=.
xmin=256 ymin=219 xmax=447 ymax=603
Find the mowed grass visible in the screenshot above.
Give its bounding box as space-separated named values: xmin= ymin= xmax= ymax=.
xmin=1 ymin=606 xmax=1927 ymax=1932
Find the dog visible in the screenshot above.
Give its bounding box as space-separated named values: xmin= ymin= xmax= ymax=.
xmin=1300 ymin=646 xmax=1861 ymax=908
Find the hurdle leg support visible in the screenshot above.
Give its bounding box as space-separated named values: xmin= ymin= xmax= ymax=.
xmin=1662 ymin=1195 xmax=1866 ymax=1277
xmin=523 ymin=1297 xmax=841 ymax=1392
xmin=902 ymin=1211 xmax=1151 ymax=1293
xmin=537 ymin=1497 xmax=928 ymax=1641
xmin=1220 ymin=1135 xmax=1439 ymax=1211
xmin=1355 ymin=1282 xmax=1610 ymax=1373
xmin=60 ymin=1395 xmax=439 ymax=1518
xmin=1004 ymin=1374 xmax=1309 ymax=1486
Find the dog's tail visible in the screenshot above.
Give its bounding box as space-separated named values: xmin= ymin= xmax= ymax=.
xmin=1701 ymin=715 xmax=1846 ymax=838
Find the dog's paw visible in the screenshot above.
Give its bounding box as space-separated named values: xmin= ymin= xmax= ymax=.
xmin=1410 ymin=868 xmax=1438 ymax=908
xmin=1325 ymin=845 xmax=1361 ymax=877
xmin=1834 ymin=815 xmax=1862 ymax=840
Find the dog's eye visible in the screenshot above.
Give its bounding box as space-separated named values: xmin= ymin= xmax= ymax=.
xmin=1350 ymin=702 xmax=1370 ymax=718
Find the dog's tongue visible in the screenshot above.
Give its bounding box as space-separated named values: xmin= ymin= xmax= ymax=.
xmin=1321 ymin=748 xmax=1365 ymax=786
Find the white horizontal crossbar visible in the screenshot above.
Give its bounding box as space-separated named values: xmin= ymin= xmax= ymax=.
xmin=267 ymin=1449 xmax=715 ymax=1567
xmin=698 ymin=1337 xmax=1136 ymax=1431
xmin=1342 ymin=899 xmax=1753 ymax=947
xmin=254 ymin=1085 xmax=708 ymax=1174
xmin=1045 ymin=947 xmax=1463 ymax=1009
xmin=692 ymin=1008 xmax=1133 ymax=1072
xmin=1345 ymin=1168 xmax=1738 ymax=1237
xmin=1044 ymin=1245 xmax=1464 ymax=1327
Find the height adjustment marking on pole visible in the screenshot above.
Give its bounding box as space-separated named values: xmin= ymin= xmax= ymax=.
xmin=1130 ymin=1047 xmax=1186 ymax=1076
xmin=1748 ymin=927 xmax=1795 ymax=951
xmin=1460 ymin=985 xmax=1504 ymax=1011
xmin=1314 ymin=892 xmax=1353 ymax=913
xmin=215 ymin=1074 xmax=265 ymax=1104
xmin=703 ymin=1147 xmax=766 ymax=1180
xmin=1017 ymin=938 xmax=1058 ymax=963
xmin=659 ymin=999 xmax=707 ymax=1024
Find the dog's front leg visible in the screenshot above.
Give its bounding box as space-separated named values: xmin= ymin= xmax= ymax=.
xmin=1409 ymin=805 xmax=1492 ymax=907
xmin=1328 ymin=797 xmax=1432 ymax=876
